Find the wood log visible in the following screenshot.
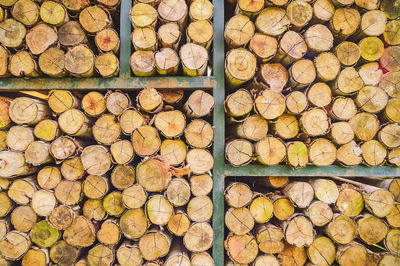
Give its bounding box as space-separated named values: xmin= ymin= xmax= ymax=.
xmin=48 ymin=205 xmax=74 ymax=230
xmin=225 ymin=233 xmax=258 ymax=264
xmin=132 ymin=27 xmax=157 ymax=51
xmin=180 ymin=43 xmax=208 ymax=76
xmin=38 ymin=48 xmax=66 ymax=77
xmin=305 ymin=201 xmax=333 ymax=226
xmin=189 ymin=0 xmax=213 ymax=21
xmin=139 ymin=229 xmax=172 ymax=261
xmin=117 ymin=242 xmax=143 ymax=266
xmin=278 ymin=244 xmax=307 ymax=266
xmin=255 ymin=7 xmax=289 ymax=36
xmin=95 ymin=52 xmax=119 ymax=78
xmin=60 ymin=157 xmax=84 ymax=181
xmin=0 ymin=231 xmax=30 ymax=261
xmin=225 ymin=48 xmax=257 ymax=88
xmin=12 ymin=0 xmax=39 ymax=27
xmin=336 ymin=186 xmax=364 ymax=217
xmin=158 ymin=0 xmax=187 ymax=29
xmin=0 ymin=151 xmax=37 ymax=178
xmin=154 ymin=48 xmax=179 ymax=75
xmin=0 ymin=19 xmax=26 ymax=49
xmin=307 ymin=236 xmax=336 ymax=266
xmin=326 ymin=214 xmax=357 ymax=244
xmin=274 ymin=114 xmax=299 ymax=139
xmin=157 ymin=23 xmax=181 ymax=50
xmin=40 ymin=1 xmax=69 ymax=27
xmin=83 ymin=199 xmax=106 ymax=221
xmin=65 ymin=45 xmax=95 ymax=78
xmin=22 ymin=248 xmax=48 ymax=266
xmin=11 ymin=206 xmax=36 ymax=233
xmin=255 ymin=224 xmax=284 ymax=254
xmin=0 ymin=46 xmax=9 ymax=78
xmin=190 ymin=174 xmax=213 ymax=196
xmin=184 ymin=90 xmax=214 ymax=118
xmin=49 ymin=240 xmax=79 ymax=265
xmin=187 ymin=195 xmax=213 ymax=222
xmin=225 ymin=139 xmax=253 ymax=167
xmin=130 ymin=3 xmax=157 ymax=28
xmin=8 ymin=51 xmax=40 ymax=77
xmin=337 ymin=242 xmax=380 ymax=265
xmin=167 ymin=211 xmax=190 ymax=236
xmin=276 ymin=31 xmax=307 ymax=66
xmin=58 ymin=21 xmax=86 ymax=47
xmin=37 ymin=166 xmax=61 ymax=190
xmin=314 ymin=52 xmax=341 ymax=82
xmin=258 ymin=63 xmax=288 ymax=92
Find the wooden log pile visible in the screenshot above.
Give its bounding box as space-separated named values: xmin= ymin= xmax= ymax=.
xmin=0 ymin=0 xmax=121 ymax=78
xmin=224 ymin=176 xmax=400 ymax=265
xmin=224 ymin=0 xmax=400 ymax=167
xmin=0 ymin=88 xmax=215 ymax=265
xmin=130 ymin=0 xmax=214 ymax=77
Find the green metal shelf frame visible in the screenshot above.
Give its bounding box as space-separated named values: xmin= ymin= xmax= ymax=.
xmin=0 ymin=1 xmax=398 ymax=265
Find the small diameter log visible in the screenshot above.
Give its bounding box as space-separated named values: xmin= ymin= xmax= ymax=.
xmin=255 ymin=89 xmax=285 ymax=120
xmin=286 ymin=0 xmax=313 ymax=29
xmin=37 ymin=166 xmax=61 ymax=190
xmin=274 ymin=114 xmax=299 ymax=140
xmin=236 ymin=115 xmax=268 ymax=141
xmin=0 ymin=192 xmax=11 ymax=217
xmin=305 ymin=201 xmax=333 ymax=226
xmin=304 ymin=24 xmax=333 ymax=53
xmin=386 ymin=98 xmax=400 ymax=123
xmin=384 ymin=20 xmax=400 ymax=46
xmin=289 ymin=59 xmax=316 ymax=89
xmin=55 ymin=180 xmax=82 ymax=206
xmin=225 ymin=139 xmax=253 ymax=167
xmin=58 ymin=21 xmax=86 ymax=47
xmin=380 ymin=71 xmax=400 ymax=98
xmin=93 ymin=114 xmax=121 ymax=145
xmin=187 ymin=195 xmax=213 ymax=222
xmin=0 ymin=231 xmax=30 ymax=261
xmin=65 ymin=45 xmax=95 ymax=78
xmin=81 ymin=91 xmax=106 ymax=117
xmin=166 ymin=178 xmax=190 ymax=207
xmin=337 ymin=242 xmax=380 ymax=265
xmin=180 ymin=43 xmax=209 ymax=76
xmin=0 ymin=47 xmax=9 ymax=78
xmin=313 ymin=0 xmax=335 ymax=22
xmin=136 ymin=158 xmax=171 ymax=192
xmin=190 ymin=174 xmax=213 ymax=196
xmin=8 ymin=178 xmax=35 ymax=205
xmin=155 ymin=48 xmax=180 ymax=75
xmin=379 ymin=124 xmax=400 ymax=149
xmin=38 ymin=48 xmax=66 ymax=77
xmin=249 ymin=34 xmax=278 ymax=63
xmin=225 ymin=182 xmax=253 ymax=208
xmin=314 ymin=52 xmax=341 ymax=82
xmin=255 ymin=7 xmax=289 ymax=36
xmin=330 ymin=8 xmax=360 ymax=38
xmin=87 ymin=244 xmax=114 ymax=266
xmin=249 ymin=196 xmax=273 ymax=223
xmin=276 ymin=31 xmax=307 ymax=66
xmin=361 ymin=140 xmax=387 ymax=166
xmin=326 ymin=214 xmax=357 ymax=244
xmin=132 ymin=27 xmax=157 ymax=51
xmin=137 ymin=88 xmax=163 ymax=114
xmin=25 ymin=141 xmax=53 ymax=166
xmin=79 ymin=6 xmax=111 ymax=35
xmin=357 ymin=214 xmax=388 ymax=245
xmin=117 ymin=242 xmax=143 ymax=266
xmin=380 ymin=46 xmax=400 ymax=72
xmin=83 ymin=175 xmax=108 ymax=200
xmin=49 ymin=240 xmax=79 ymax=266
xmin=184 ymin=119 xmax=214 ymax=149
xmin=158 ymin=0 xmax=187 ymax=29
xmin=81 ymin=145 xmax=112 ymax=176
xmin=256 ymin=224 xmax=284 ymax=254
xmin=95 ymin=52 xmax=119 ymax=78
xmin=359 ymin=62 xmax=383 ymax=87
xmin=191 ymin=252 xmax=215 ymax=266
xmin=0 ymin=151 xmax=37 ymax=178
xmin=110 ymin=140 xmax=134 ymax=165
xmin=130 ymin=3 xmax=157 ymax=28
xmin=155 ymin=110 xmax=186 ymax=138
xmin=284 ymin=215 xmax=315 ymax=247
xmin=111 ymin=165 xmax=135 ymax=190
xmin=300 ymin=108 xmax=330 ymax=137
xmin=189 ymin=0 xmax=214 ymax=21
xmin=0 ymin=19 xmax=26 ymax=49
xmin=334 ymin=67 xmax=364 ymax=95
xmin=31 ymin=190 xmax=56 ymax=217
xmin=63 ymin=215 xmax=96 ymax=248
xmin=331 ymin=122 xmax=354 ymax=145
xmin=9 ymin=51 xmax=40 ymax=77
xmin=273 ymin=197 xmax=295 ymax=221
xmin=379 ymin=253 xmax=400 ymax=266
xmin=258 ymin=63 xmax=288 ymax=92
xmin=225 ymin=48 xmax=257 ymax=88
xmin=40 ymin=1 xmax=69 ymax=27
xmin=312 ymin=179 xmax=339 ymax=204
xmin=167 ymin=211 xmax=190 ymax=236
xmin=255 ymin=137 xmax=286 ymax=166
xmin=103 ymin=191 xmax=125 ymax=217
xmin=283 ymin=182 xmax=314 ymax=208
xmin=389 ymin=148 xmax=400 ymax=166
xmin=6 ymin=125 xmax=34 ymax=151
xmin=30 ymin=220 xmax=60 ymax=248
xmin=359 ymin=37 xmax=384 ymax=62
xmin=184 ymin=90 xmax=214 ymax=118
xmin=164 ymin=244 xmax=191 ymax=266
xmin=120 ymin=208 xmax=148 ymax=239
xmin=335 ymin=42 xmax=360 ymax=67
xmin=26 ymin=23 xmax=57 ymax=55
xmin=187 ymin=20 xmax=214 ymax=49
xmin=225 ymin=15 xmax=254 ymax=48
xmin=349 ymin=112 xmax=380 ymax=141
xmin=286 ymin=91 xmax=308 ymax=114
xmin=11 ymin=0 xmax=39 ymax=27
xmin=83 ymin=199 xmax=106 ymax=221
xmin=158 ymin=23 xmax=181 ymax=50
xmin=131 ymin=125 xmax=161 ymax=157
xmin=329 ymin=97 xmax=357 ymax=121
xmin=278 ymin=244 xmax=307 ymax=266
xmin=95 ymin=28 xmax=120 ymax=54
xmin=48 ymin=205 xmax=74 ymax=230
xmin=34 ymin=120 xmax=59 ymax=142
xmin=355 ymin=86 xmax=388 ymax=113
xmin=360 ymin=10 xmax=386 ymax=37
xmin=307 ymin=236 xmax=336 ymax=266
xmin=97 ymin=219 xmax=121 ymax=245
xmin=186 ymin=148 xmax=214 ymax=174
xmin=11 ymin=206 xmax=36 ymax=233
xmin=225 ymin=233 xmax=258 ymax=264
xmin=61 ymin=157 xmax=85 ymax=181
xmin=336 ymin=187 xmax=364 ymax=217
xmin=139 ymin=229 xmax=172 ymax=261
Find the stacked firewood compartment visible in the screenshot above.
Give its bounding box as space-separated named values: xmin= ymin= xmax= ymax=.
xmin=224 ymin=0 xmax=400 ymax=168
xmin=0 ymin=0 xmax=121 ymax=78
xmin=224 ymin=176 xmax=400 ymax=265
xmin=130 ymin=0 xmax=214 ymax=77
xmin=0 ymin=89 xmax=215 ymax=265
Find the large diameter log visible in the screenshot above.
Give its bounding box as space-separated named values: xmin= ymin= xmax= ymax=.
xmin=12 ymin=0 xmax=39 ymax=27
xmin=312 ymin=179 xmax=339 ymax=204
xmin=38 ymin=48 xmax=66 ymax=77
xmin=289 ymin=59 xmax=316 ymax=89
xmin=49 ymin=240 xmax=79 ymax=265
xmin=103 ymin=191 xmax=125 ymax=216
xmin=30 ymin=220 xmax=60 ymax=248
xmin=97 ymin=219 xmax=121 ymax=245
xmin=187 ymin=195 xmax=213 ymax=222
xmin=225 ymin=139 xmax=253 ymax=167
xmin=386 ymin=229 xmax=400 ymax=254
xmin=132 ymin=27 xmax=157 ymax=51
xmin=22 ymin=248 xmax=48 ymax=266
xmin=278 ymin=244 xmax=307 ymax=266
xmin=335 ymin=41 xmax=360 ymax=66
xmin=83 ymin=175 xmax=108 ymax=200
xmin=184 ymin=90 xmax=214 ymax=118
xmin=225 ymin=233 xmax=258 ymax=264
xmin=32 ymin=190 xmax=56 ymax=217
xmin=225 ymin=182 xmax=253 ymax=208
xmin=187 ymin=20 xmax=214 ymax=49
xmin=8 ymin=51 xmax=40 ymax=78
xmin=258 ymin=63 xmax=288 ymax=92
xmin=81 ymin=91 xmax=106 ymax=117
xmin=154 ymin=48 xmax=179 ymax=75
xmin=307 ymin=236 xmax=336 ymax=266
xmin=286 ymin=0 xmax=313 ymax=29
xmin=255 ymin=7 xmax=289 ymax=36
xmin=25 ymin=141 xmax=53 ymax=166
xmin=276 ymin=31 xmax=307 ymax=66
xmin=357 ymin=214 xmax=388 ymax=245
xmin=306 ymin=201 xmax=333 ymax=226
xmin=336 ymin=186 xmax=364 ymax=217
xmin=80 ymin=145 xmax=112 ymax=176
xmin=364 ymin=189 xmax=394 ymax=217
xmin=65 ymin=45 xmax=95 ymax=78
xmin=63 ymin=216 xmax=96 ymax=247
xmin=6 ymin=125 xmax=34 ymax=151
xmin=58 ymin=21 xmax=86 ymax=47
xmin=110 ymin=140 xmax=135 ymax=165
xmin=359 ymin=37 xmax=384 ymax=62
xmin=274 ymin=114 xmax=299 ymax=140
xmin=154 ymin=110 xmax=185 ymax=138
xmin=225 ymin=48 xmax=257 ymax=88
xmin=11 ymin=206 xmax=36 ymax=233
xmin=255 ymin=136 xmax=286 ymax=166
xmin=117 ymin=242 xmax=143 ymax=266
xmin=337 ymin=242 xmax=380 ymax=266
xmin=0 ymin=151 xmax=37 ymax=178
xmin=37 ymin=166 xmax=61 ymax=190
xmin=95 ymin=52 xmax=119 ymax=78
xmin=224 ymin=15 xmax=254 ymax=48
xmin=50 ymin=136 xmax=80 ymax=161
xmin=283 ymin=182 xmax=314 ymax=208
xmin=0 ymin=19 xmax=26 ymax=49
xmin=330 ymin=8 xmax=360 ymax=38
xmin=329 ymin=97 xmax=357 ymax=121
xmin=256 ymin=224 xmax=284 ymax=254
xmin=286 ymin=91 xmax=308 ymax=114
xmin=255 ymin=89 xmax=285 ymax=120
xmin=236 ymin=115 xmax=268 ymax=141
xmin=0 ymin=231 xmax=30 ymax=261
xmin=249 ymin=33 xmax=278 ymax=63
xmin=26 ymin=23 xmax=57 ymax=55
xmin=313 ymin=0 xmax=335 ymax=22
xmin=284 ymin=215 xmax=315 ymax=247
xmin=48 ymin=90 xmax=79 ymax=115
xmin=186 ymin=148 xmax=214 ymax=174
xmin=314 ymin=52 xmax=341 ymax=82
xmin=61 ymin=158 xmax=85 ymax=181
xmin=326 ymin=214 xmax=357 ymax=244
xmin=79 ymin=6 xmax=111 ymax=35
xmin=349 ymin=112 xmax=379 ymax=141
xmin=83 ymin=199 xmax=106 ymax=221
xmin=158 ymin=0 xmax=188 ymax=29
xmin=185 ymin=119 xmax=214 ymax=148
xmin=190 ymin=174 xmax=213 ymax=196
xmin=300 ymin=108 xmax=330 ymax=137
xmin=93 ymin=114 xmax=121 ymax=145
xmin=48 ymin=205 xmax=74 ymax=230
xmin=330 ymin=122 xmax=354 ymax=145
xmin=139 ymin=229 xmax=172 ymax=261
xmin=359 ymin=62 xmax=383 ymax=86
xmin=0 ymin=46 xmax=9 ymax=78
xmin=136 ymin=158 xmax=171 ymax=192
xmin=361 ymin=140 xmax=387 ymax=166
xmin=180 ymin=43 xmax=209 ymax=76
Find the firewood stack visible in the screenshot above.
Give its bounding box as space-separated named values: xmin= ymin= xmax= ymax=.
xmin=224 ymin=0 xmax=400 ymax=168
xmin=0 ymin=0 xmax=121 ymax=78
xmin=224 ymin=176 xmax=400 ymax=265
xmin=0 ymin=88 xmax=215 ymax=265
xmin=130 ymin=0 xmax=214 ymax=76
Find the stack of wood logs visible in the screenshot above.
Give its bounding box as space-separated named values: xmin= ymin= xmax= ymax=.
xmin=0 ymin=0 xmax=121 ymax=78
xmin=224 ymin=0 xmax=400 ymax=167
xmin=224 ymin=176 xmax=400 ymax=265
xmin=0 ymin=88 xmax=215 ymax=265
xmin=130 ymin=0 xmax=214 ymax=76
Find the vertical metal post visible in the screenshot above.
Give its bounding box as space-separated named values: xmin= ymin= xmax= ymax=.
xmin=119 ymin=0 xmax=132 ymax=79
xmin=212 ymin=0 xmax=225 ymax=265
